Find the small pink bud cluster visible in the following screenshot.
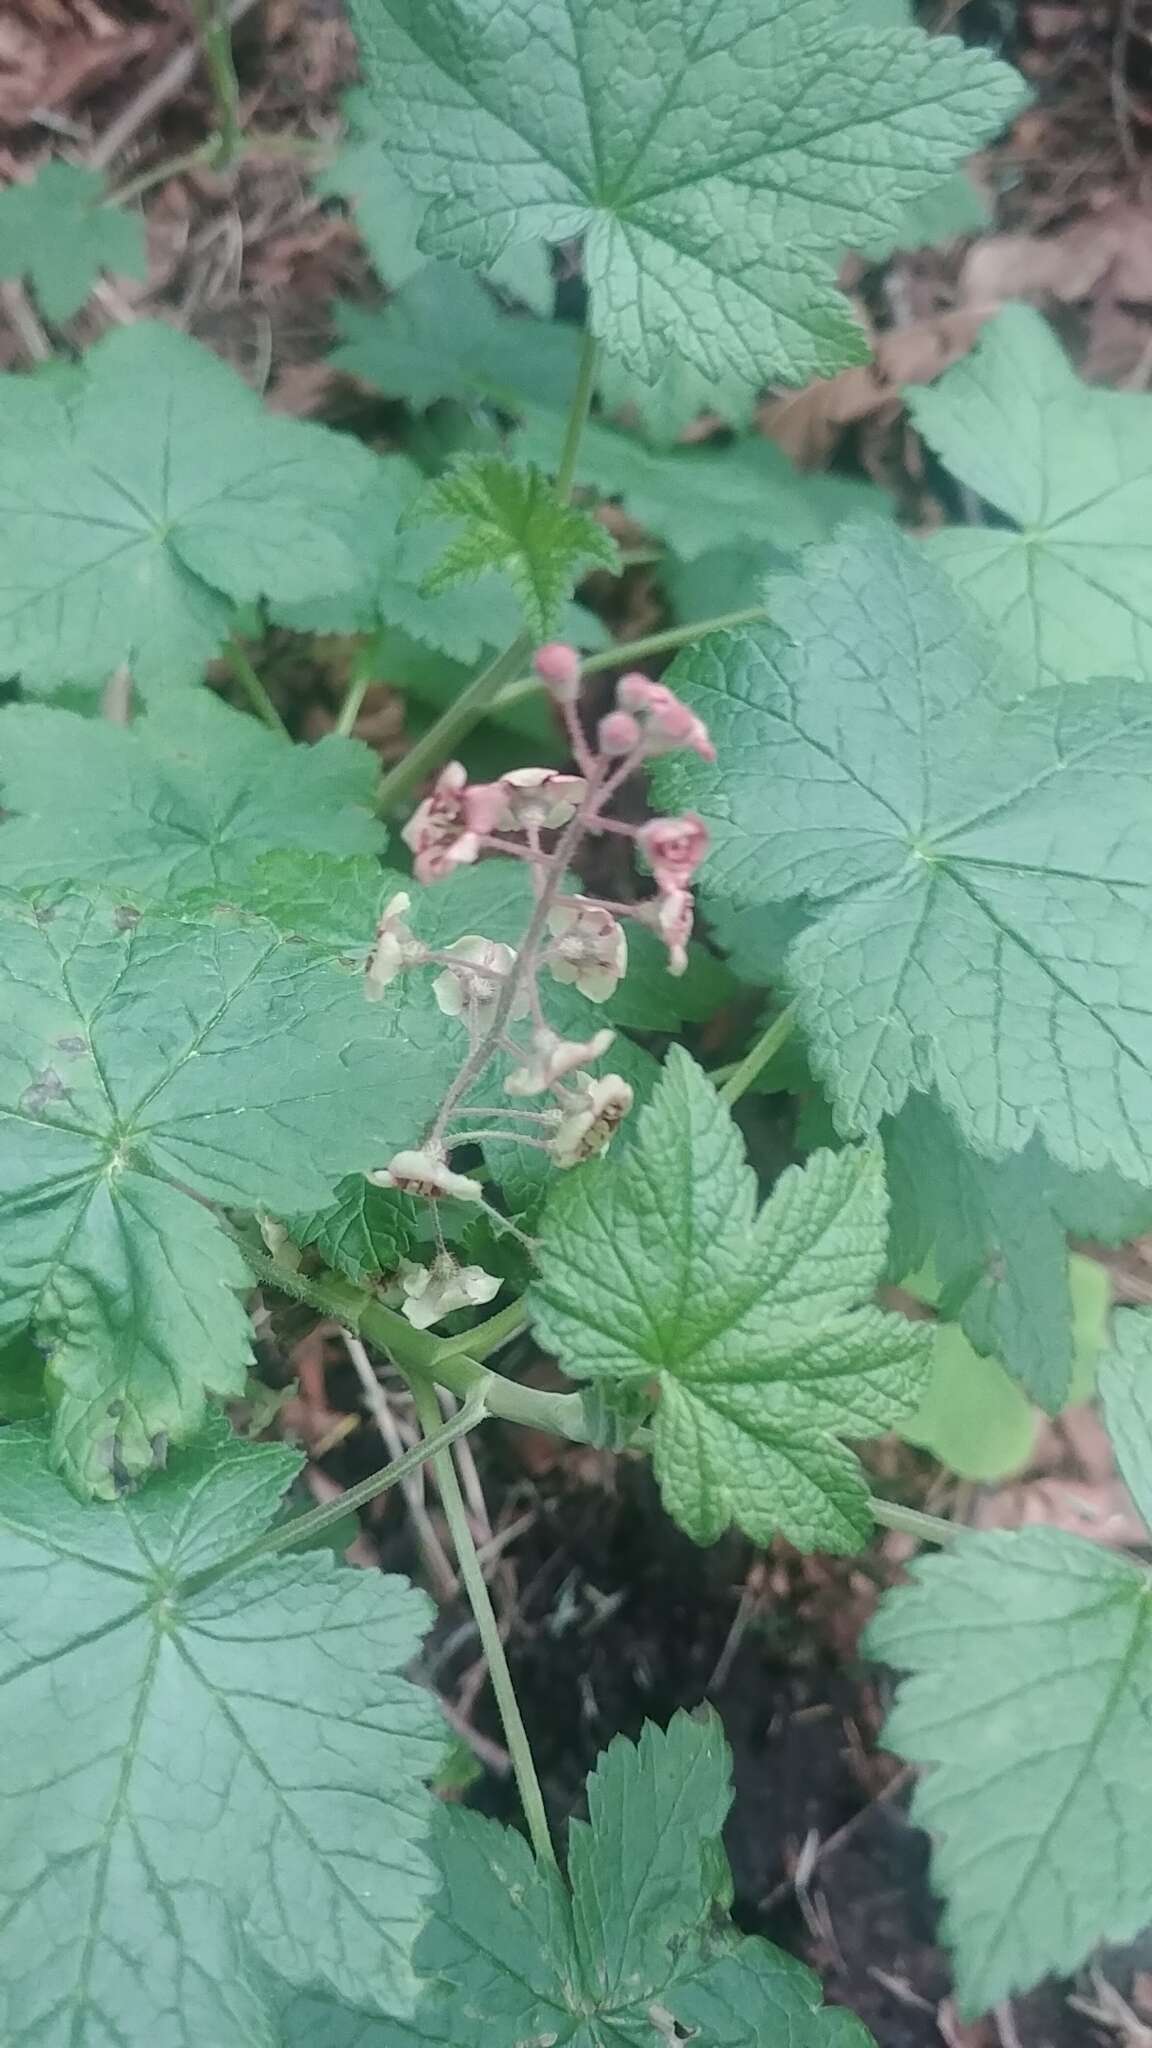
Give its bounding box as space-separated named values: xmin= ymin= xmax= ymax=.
xmin=367 ymin=646 xmax=716 ymax=1235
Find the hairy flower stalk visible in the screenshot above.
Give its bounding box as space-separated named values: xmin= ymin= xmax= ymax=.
xmin=367 ymin=649 xmax=714 ymax=1303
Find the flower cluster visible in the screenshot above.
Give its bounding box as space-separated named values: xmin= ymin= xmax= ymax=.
xmin=362 ymin=646 xmax=714 ymax=1325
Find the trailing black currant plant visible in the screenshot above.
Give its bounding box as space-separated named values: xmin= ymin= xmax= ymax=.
xmin=3 ymin=2 xmax=1152 ymax=2042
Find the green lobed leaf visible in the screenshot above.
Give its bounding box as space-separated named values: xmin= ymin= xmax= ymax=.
xmin=404 ymin=453 xmax=619 ymax=636
xmin=0 ymin=322 xmax=387 ymax=693
xmin=656 ymin=523 xmax=1152 ymax=1182
xmin=280 ymin=1711 xmax=874 ymax=2046
xmin=0 ymin=1420 xmax=446 ymax=2040
xmin=343 ymin=0 xmax=1024 ymax=387
xmin=533 ymin=1045 xmax=930 ymax=1550
xmin=0 ymin=892 xmax=449 ymax=1493
xmin=330 ymin=262 xmax=580 ymax=410
xmin=912 ymin=304 xmax=1152 ymax=691
xmin=869 ymin=1528 xmax=1152 ymax=2013
xmin=292 ymin=1179 xmax=420 ymax=1284
xmin=518 ymin=407 xmax=894 ymax=562
xmin=318 ymin=91 xmax=554 ymax=309
xmin=884 ymin=1093 xmax=1151 ymax=1409
xmin=0 ymin=694 xmax=386 ymax=904
xmin=1098 ymin=1309 xmax=1152 ymax=1530
xmin=0 ymin=161 xmax=147 ymax=322
xmin=597 ymin=344 xmax=759 ymax=446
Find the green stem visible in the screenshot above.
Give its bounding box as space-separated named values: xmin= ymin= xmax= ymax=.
xmin=190 ymin=0 xmax=242 ymax=165
xmin=334 ymin=670 xmax=372 ymax=738
xmin=236 ymin=1240 xmax=588 ymax=1444
xmin=492 ymin=605 xmax=772 ymax=714
xmin=869 ymin=1497 xmax=960 ymax=1546
xmin=223 ymin=640 xmax=289 ymax=738
xmin=106 ymin=131 xmax=332 ymax=207
xmin=719 ymin=1005 xmax=797 ymax=1106
xmin=376 ymin=632 xmax=533 ymax=813
xmin=179 ymin=1390 xmax=488 ymax=1595
xmin=412 ymin=1382 xmax=557 ymax=1868
xmin=436 ymin=1295 xmax=529 ymax=1362
xmin=554 ymin=329 xmax=600 ymax=499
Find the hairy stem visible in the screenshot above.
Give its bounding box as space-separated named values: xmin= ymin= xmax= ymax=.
xmin=235 ymin=1239 xmax=588 ymax=1444
xmin=179 ymin=1389 xmax=489 ymax=1593
xmin=719 ymin=1004 xmax=797 ymax=1106
xmin=493 ymin=606 xmax=772 ymax=714
xmin=376 ymin=633 xmax=533 ymax=814
xmin=554 ymin=328 xmax=600 ymax=498
xmin=189 ymin=0 xmax=242 ymax=164
xmin=334 ymin=668 xmax=372 ymax=738
xmin=869 ymin=1497 xmax=961 ymax=1546
xmin=412 ymin=1381 xmax=557 ymax=1868
xmin=223 ymin=639 xmax=289 ymax=737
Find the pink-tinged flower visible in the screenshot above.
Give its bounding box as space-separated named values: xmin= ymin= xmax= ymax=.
xmin=549 ymin=1073 xmax=634 ymax=1168
xmin=432 ymin=936 xmax=523 ymax=1032
xmin=637 ymin=814 xmax=710 ymax=893
xmin=398 ymin=1254 xmax=500 ymax=1330
xmin=615 ymin=673 xmax=715 ymax=761
xmin=652 ymin=887 xmax=694 ymax=977
xmin=504 ymin=1024 xmax=617 ymax=1098
xmin=547 ymin=899 xmax=628 ymax=1003
xmin=534 ymin=641 xmax=582 ymax=703
xmin=364 ymin=891 xmax=425 ymax=999
xmin=597 ymin=709 xmax=641 ymax=758
xmin=401 ymin=761 xmax=485 ymax=883
xmin=370 ymin=1147 xmax=483 ymax=1203
xmin=485 ymin=766 xmax=587 ymax=831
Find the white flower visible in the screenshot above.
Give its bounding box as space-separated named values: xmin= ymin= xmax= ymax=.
xmin=504 ymin=1025 xmax=616 ymax=1097
xmin=546 ymin=899 xmax=628 ymax=1003
xmin=364 ymin=891 xmax=425 ymax=999
xmin=548 ymin=1073 xmax=634 ymax=1168
xmin=398 ymin=1255 xmax=501 ymax=1330
xmin=494 ymin=767 xmax=587 ymax=830
xmin=432 ymin=936 xmax=524 ymax=1032
xmin=370 ymin=1147 xmax=483 ymax=1203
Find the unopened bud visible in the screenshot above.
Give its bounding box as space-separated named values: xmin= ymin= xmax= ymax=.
xmin=597 ymin=709 xmax=641 ymax=757
xmin=534 ymin=642 xmax=582 ymax=703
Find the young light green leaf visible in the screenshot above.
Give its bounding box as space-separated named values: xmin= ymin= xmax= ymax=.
xmin=869 ymin=1528 xmax=1152 ymax=2013
xmin=318 ymin=91 xmax=554 ymax=309
xmin=0 ymin=1421 xmax=445 ymax=2040
xmin=331 ymin=262 xmax=579 ymax=410
xmin=405 ymin=454 xmax=619 ymax=636
xmin=0 ymin=161 xmax=146 ymax=321
xmin=280 ymin=1712 xmax=874 ymax=2047
xmin=0 ymin=694 xmax=386 ymax=902
xmin=533 ymin=1046 xmax=929 ymax=1551
xmin=345 ymin=0 xmax=1024 ymax=386
xmin=0 ymin=893 xmax=446 ymax=1494
xmin=0 ymin=322 xmax=386 ymax=693
xmin=884 ymin=1094 xmax=1149 ymax=1409
xmin=657 ymin=524 xmax=1152 ymax=1181
xmin=1098 ymin=1310 xmax=1152 ymax=1530
xmin=517 ymin=408 xmax=894 ymax=562
xmin=912 ymin=305 xmax=1152 ymax=690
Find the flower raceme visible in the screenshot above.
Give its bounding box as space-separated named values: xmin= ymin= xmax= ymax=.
xmin=368 ymin=649 xmax=715 ymax=1283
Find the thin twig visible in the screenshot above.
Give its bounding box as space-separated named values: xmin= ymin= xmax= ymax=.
xmin=343 ymin=1336 xmax=457 ymax=1601
xmin=0 ymin=281 xmax=51 ymax=363
xmin=89 ymin=0 xmax=262 ymax=170
xmin=101 ymin=666 xmax=134 ymax=725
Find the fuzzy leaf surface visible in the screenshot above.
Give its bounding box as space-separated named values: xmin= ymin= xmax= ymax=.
xmin=870 ymin=1529 xmax=1152 ymax=2012
xmin=344 ymin=0 xmax=1023 ymax=385
xmin=657 ymin=524 xmax=1152 ymax=1180
xmin=280 ymin=1713 xmax=873 ymax=2046
xmin=913 ymin=305 xmax=1152 ymax=690
xmin=885 ymin=1094 xmax=1151 ymax=1409
xmin=0 ymin=1422 xmax=445 ymax=2043
xmin=0 ymin=322 xmax=385 ymax=692
xmin=533 ymin=1046 xmax=929 ymax=1550
xmin=0 ymin=893 xmax=443 ymax=1493
xmin=1098 ymin=1310 xmax=1152 ymax=1529
xmin=0 ymin=161 xmax=146 ymax=321
xmin=0 ymin=695 xmax=385 ymax=903
xmin=406 ymin=454 xmax=618 ymax=635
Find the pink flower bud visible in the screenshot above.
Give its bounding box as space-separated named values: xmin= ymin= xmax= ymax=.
xmin=597 ymin=710 xmax=642 ymax=757
xmin=615 ymin=673 xmax=715 ymax=761
xmin=534 ymin=642 xmax=582 ymax=703
xmin=637 ymin=814 xmax=710 ymax=893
